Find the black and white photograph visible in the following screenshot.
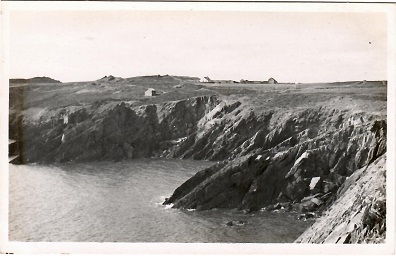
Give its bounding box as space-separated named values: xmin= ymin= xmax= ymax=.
xmin=1 ymin=1 xmax=395 ymax=254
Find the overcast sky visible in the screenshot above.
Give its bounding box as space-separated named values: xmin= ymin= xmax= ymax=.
xmin=9 ymin=10 xmax=387 ymax=83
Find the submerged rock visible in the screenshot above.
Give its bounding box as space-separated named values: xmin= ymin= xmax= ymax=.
xmin=297 ymin=212 xmax=316 ymax=220
xmin=226 ymin=220 xmax=248 ymax=226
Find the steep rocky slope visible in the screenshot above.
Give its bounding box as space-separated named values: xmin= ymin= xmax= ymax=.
xmin=295 ymin=154 xmax=386 ymax=243
xmin=163 ymin=100 xmax=386 ymax=212
xmin=159 ymin=82 xmax=387 ymax=243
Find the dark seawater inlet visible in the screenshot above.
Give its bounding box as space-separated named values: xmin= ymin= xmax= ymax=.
xmin=9 ymin=159 xmax=312 ymax=242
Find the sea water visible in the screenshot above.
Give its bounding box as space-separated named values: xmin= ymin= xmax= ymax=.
xmin=9 ymin=159 xmax=311 ymax=242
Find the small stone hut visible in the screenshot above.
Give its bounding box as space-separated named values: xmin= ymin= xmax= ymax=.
xmin=145 ymin=88 xmax=156 ymax=97
xmin=268 ymin=77 xmax=278 ymax=84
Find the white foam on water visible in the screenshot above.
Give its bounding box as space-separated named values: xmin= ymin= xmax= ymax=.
xmin=164 ymin=203 xmax=174 ymax=209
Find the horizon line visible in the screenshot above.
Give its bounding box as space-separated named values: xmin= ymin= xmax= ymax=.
xmin=8 ymin=74 xmax=388 ymax=85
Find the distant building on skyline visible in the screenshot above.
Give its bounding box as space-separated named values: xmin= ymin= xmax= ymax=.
xmin=239 ymin=77 xmax=278 ymax=84
xmin=268 ymin=77 xmax=278 ymax=84
xmin=200 ymin=77 xmax=213 ymax=83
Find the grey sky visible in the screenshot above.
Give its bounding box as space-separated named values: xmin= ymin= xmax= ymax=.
xmin=9 ymin=10 xmax=388 ymax=83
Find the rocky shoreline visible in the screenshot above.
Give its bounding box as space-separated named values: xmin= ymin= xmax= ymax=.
xmin=9 ymin=79 xmax=387 ymax=243
xmin=162 ymin=100 xmax=386 ymax=208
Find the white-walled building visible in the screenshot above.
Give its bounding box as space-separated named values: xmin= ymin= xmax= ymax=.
xmin=145 ymin=88 xmax=156 ymax=96
xmin=200 ymin=77 xmax=212 ymax=83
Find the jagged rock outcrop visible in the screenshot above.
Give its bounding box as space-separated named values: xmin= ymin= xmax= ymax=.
xmin=295 ymin=154 xmax=386 ymax=243
xmin=163 ymin=101 xmax=387 ymax=214
xmin=163 ymin=100 xmax=272 ymax=160
xmin=97 ymin=75 xmax=124 ymax=83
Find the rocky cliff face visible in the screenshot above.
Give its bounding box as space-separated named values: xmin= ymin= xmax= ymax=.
xmin=13 ymin=95 xmax=219 ymax=163
xmin=14 ymin=95 xmax=386 ymax=209
xmin=158 ymin=92 xmax=387 ymax=243
xmin=163 ymin=99 xmax=386 ymax=213
xmin=295 ymin=154 xmax=386 ymax=243
xmin=10 ymin=83 xmax=387 ymax=243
